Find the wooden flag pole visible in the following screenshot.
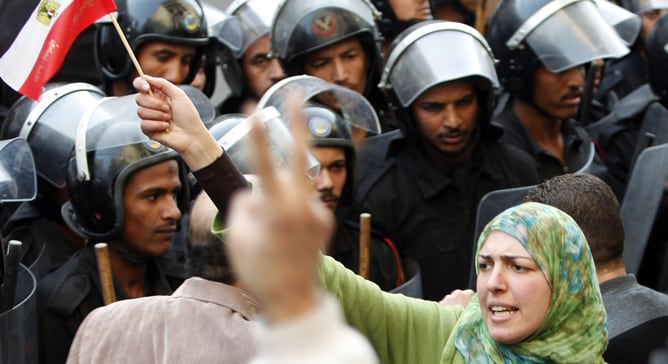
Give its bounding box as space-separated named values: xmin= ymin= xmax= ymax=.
xmin=95 ymin=243 xmax=116 ymax=305
xmin=108 ymin=13 xmax=153 ymax=96
xmin=475 ymin=0 xmax=488 ymax=35
xmin=359 ymin=213 xmax=371 ymax=280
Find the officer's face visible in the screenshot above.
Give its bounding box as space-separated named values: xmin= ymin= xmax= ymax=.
xmin=303 ymin=37 xmax=369 ymax=95
xmin=532 ymin=64 xmax=584 ymax=121
xmin=310 ymin=146 xmax=347 ymax=212
xmin=134 ymin=41 xmax=198 ymax=85
xmin=122 ymin=160 xmax=182 ymax=258
xmin=389 ymin=0 xmax=433 ymax=20
xmin=242 ymin=35 xmax=286 ymax=97
xmin=411 ymin=79 xmax=479 ymax=156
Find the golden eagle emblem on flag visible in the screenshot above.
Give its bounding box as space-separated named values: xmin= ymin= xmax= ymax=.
xmin=36 ymin=0 xmax=60 ymax=26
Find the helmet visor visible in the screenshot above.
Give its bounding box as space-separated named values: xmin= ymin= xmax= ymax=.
xmin=258 ymin=75 xmax=381 ymax=134
xmin=517 ymin=1 xmax=629 ymax=73
xmin=228 ymin=0 xmax=280 ymax=56
xmin=83 ymin=86 xmax=214 ymax=152
xmin=271 ymin=0 xmax=376 ymax=59
xmin=384 ymin=23 xmax=499 ymax=107
xmin=0 ymin=138 xmax=37 ymax=202
xmin=594 ymin=0 xmax=641 ymax=46
xmin=12 ymin=83 xmax=105 ymax=188
xmin=218 ymin=107 xmax=321 ymax=178
xmin=205 ymin=5 xmax=244 ymax=57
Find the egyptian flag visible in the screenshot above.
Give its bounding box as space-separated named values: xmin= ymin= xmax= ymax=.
xmin=0 ymin=0 xmax=117 ymax=100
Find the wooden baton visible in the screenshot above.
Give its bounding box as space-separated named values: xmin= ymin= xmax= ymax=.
xmin=95 ymin=243 xmax=116 ymax=305
xmin=359 ymin=213 xmax=371 ymax=279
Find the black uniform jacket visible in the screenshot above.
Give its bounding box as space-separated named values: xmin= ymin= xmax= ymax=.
xmin=328 ymin=220 xmax=402 ymax=292
xmin=588 ymin=84 xmax=659 ymax=199
xmin=347 ymin=129 xmax=540 ymax=300
xmin=494 ymin=97 xmax=609 ymax=182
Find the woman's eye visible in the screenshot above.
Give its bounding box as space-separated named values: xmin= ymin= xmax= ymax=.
xmin=512 ymin=265 xmax=527 ymax=272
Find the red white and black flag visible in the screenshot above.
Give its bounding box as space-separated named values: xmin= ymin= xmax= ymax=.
xmin=0 ymin=0 xmax=117 ymax=100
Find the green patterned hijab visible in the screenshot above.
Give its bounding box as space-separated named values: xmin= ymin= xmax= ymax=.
xmin=453 ymin=202 xmax=607 ymax=363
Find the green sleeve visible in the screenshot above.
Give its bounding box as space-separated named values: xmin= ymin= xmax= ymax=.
xmin=318 ymin=255 xmax=463 ymax=364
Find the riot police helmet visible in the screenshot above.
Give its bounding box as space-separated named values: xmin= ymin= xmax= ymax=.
xmin=1 ymin=83 xmax=105 ymax=189
xmin=269 ymin=0 xmax=384 ymax=96
xmin=487 ymin=0 xmax=629 ymax=101
xmin=219 ymin=0 xmax=282 ymax=98
xmin=61 ymin=115 xmax=189 ymax=241
xmin=258 ymin=75 xmax=381 ymax=137
xmin=199 ymin=2 xmax=243 ymax=97
xmin=95 ymin=0 xmax=209 ymax=86
xmin=302 ymin=104 xmax=356 ymax=204
xmin=379 ymin=20 xmax=499 ymax=139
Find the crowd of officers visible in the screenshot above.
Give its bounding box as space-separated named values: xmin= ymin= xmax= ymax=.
xmin=1 ymin=0 xmax=668 ymax=363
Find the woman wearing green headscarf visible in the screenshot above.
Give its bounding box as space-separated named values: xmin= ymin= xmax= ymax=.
xmin=319 ymin=202 xmax=607 ymax=363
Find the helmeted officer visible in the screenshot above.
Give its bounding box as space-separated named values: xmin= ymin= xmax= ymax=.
xmin=217 ymin=0 xmax=285 ymax=115
xmin=301 ymin=104 xmax=402 ymax=291
xmin=347 ymin=20 xmax=539 ymax=300
xmin=37 ymin=115 xmax=190 ymax=364
xmin=487 ymin=0 xmax=628 ymax=181
xmin=2 ymin=83 xmax=106 ymax=277
xmin=95 ymin=0 xmax=209 ymax=96
xmin=269 ymin=0 xmax=395 ymax=132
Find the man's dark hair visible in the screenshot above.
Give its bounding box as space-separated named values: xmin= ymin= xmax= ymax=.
xmin=187 ymin=192 xmax=235 ymax=284
xmin=524 ymin=173 xmax=625 ymax=265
